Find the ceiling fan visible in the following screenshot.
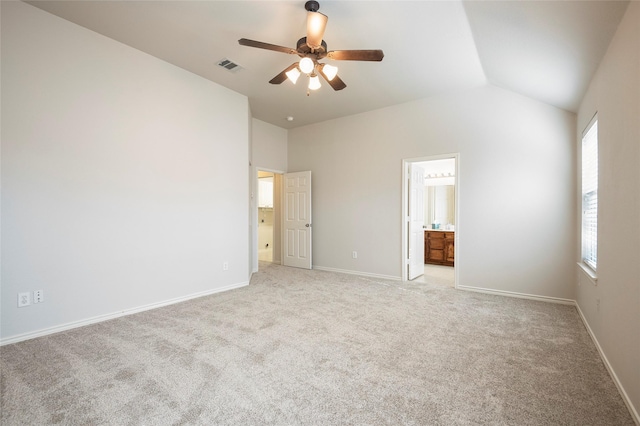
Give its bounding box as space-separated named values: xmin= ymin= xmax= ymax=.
xmin=239 ymin=1 xmax=384 ymax=93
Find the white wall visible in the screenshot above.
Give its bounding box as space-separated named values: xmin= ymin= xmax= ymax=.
xmin=252 ymin=119 xmax=288 ymax=173
xmin=576 ymin=2 xmax=640 ymax=419
xmin=288 ymin=85 xmax=576 ymax=299
xmin=250 ymin=119 xmax=288 ymax=272
xmin=1 ymin=2 xmax=250 ymax=342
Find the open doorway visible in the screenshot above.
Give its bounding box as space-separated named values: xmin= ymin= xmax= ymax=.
xmin=402 ymin=154 xmax=458 ymax=287
xmin=257 ymin=171 xmax=275 ymax=262
xmin=256 ymin=170 xmax=283 ymax=269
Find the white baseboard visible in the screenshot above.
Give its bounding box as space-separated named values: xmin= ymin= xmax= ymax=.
xmin=456 ymin=284 xmax=575 ymax=305
xmin=457 ymin=284 xmax=638 ymax=424
xmin=313 ymin=265 xmax=401 ymax=281
xmin=575 ymin=303 xmax=640 ymax=425
xmin=0 ymin=281 xmax=249 ymax=346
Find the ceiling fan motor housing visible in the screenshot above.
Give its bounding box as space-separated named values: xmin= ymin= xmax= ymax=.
xmin=305 ymin=1 xmax=320 ymax=12
xmin=297 ymin=37 xmax=327 ymax=56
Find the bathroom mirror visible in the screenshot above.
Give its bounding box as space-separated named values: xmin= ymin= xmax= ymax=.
xmin=425 ymin=185 xmax=455 ymax=228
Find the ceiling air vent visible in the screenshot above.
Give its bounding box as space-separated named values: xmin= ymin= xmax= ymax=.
xmin=217 ymin=58 xmax=243 ymax=73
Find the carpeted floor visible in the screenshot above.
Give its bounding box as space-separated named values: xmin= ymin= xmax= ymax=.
xmin=1 ymin=262 xmax=634 ymax=425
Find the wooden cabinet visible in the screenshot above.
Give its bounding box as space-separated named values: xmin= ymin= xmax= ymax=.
xmin=424 ymin=230 xmax=454 ymax=266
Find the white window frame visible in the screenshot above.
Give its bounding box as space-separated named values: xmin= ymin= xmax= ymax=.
xmin=581 ymin=115 xmax=598 ymax=274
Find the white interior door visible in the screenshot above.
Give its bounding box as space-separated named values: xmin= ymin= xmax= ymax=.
xmin=408 ymin=164 xmax=425 ymax=280
xmin=283 ymin=171 xmax=312 ymax=269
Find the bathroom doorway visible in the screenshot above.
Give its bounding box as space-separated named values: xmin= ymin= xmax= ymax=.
xmin=402 ymin=154 xmax=458 ymax=287
xmin=258 ymin=171 xmax=275 ymax=262
xmin=255 ymin=169 xmax=284 ymax=270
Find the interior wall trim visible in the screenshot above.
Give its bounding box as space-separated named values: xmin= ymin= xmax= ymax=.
xmin=575 ymin=303 xmax=640 ymax=425
xmin=0 ymin=281 xmax=249 ymax=347
xmin=313 ymin=266 xmax=401 ymax=282
xmin=456 ymin=285 xmax=575 ymax=305
xmin=459 ymin=284 xmax=637 ymax=424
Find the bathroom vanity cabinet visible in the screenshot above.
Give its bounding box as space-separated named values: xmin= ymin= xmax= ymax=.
xmin=424 ymin=230 xmax=455 ymax=266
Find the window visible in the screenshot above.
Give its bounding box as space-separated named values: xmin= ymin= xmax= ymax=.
xmin=581 ymin=117 xmax=598 ymax=271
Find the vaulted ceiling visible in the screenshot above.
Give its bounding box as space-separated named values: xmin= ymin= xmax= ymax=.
xmin=27 ymin=1 xmax=629 ymax=129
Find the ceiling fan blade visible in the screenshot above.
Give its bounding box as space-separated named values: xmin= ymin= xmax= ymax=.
xmin=317 ymin=64 xmax=346 ymax=91
xmin=319 ymin=72 xmax=346 ymax=91
xmin=326 ymin=50 xmax=384 ymax=61
xmin=269 ymin=63 xmax=299 ymax=85
xmin=238 ymin=38 xmax=297 ymax=55
xmin=306 ymin=11 xmax=328 ymax=50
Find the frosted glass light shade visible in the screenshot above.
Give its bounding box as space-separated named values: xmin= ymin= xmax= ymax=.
xmin=286 ymin=67 xmax=301 ymax=84
xmin=308 ymin=74 xmax=321 ymax=90
xmin=322 ymin=64 xmax=338 ymax=81
xmin=306 ymin=11 xmax=328 ymax=49
xmin=299 ymin=57 xmax=315 ymax=74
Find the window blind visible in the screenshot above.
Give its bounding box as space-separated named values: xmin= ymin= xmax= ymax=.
xmin=581 ymin=119 xmax=598 ymax=271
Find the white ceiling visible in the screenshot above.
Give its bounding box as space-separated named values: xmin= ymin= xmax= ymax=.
xmin=26 ymin=0 xmax=629 ymax=129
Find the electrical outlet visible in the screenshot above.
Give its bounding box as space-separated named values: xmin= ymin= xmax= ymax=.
xmin=34 ymin=290 xmax=44 ymax=304
xmin=18 ymin=292 xmax=31 ymax=307
xmin=352 ymin=251 xmax=358 ymax=259
xmin=223 ymin=261 xmax=229 ymax=271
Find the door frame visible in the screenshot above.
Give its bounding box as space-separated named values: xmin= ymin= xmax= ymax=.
xmin=401 ymin=153 xmax=460 ymax=285
xmin=408 ymin=163 xmax=426 ymax=280
xmin=253 ymin=166 xmax=285 ymax=273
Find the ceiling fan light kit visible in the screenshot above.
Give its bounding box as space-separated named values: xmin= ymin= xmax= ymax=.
xmin=299 ymin=57 xmax=315 ymax=74
xmin=308 ymin=74 xmax=322 ymax=91
xmin=319 ymin=63 xmax=337 ymax=81
xmin=306 ymin=11 xmax=328 ymax=50
xmin=285 ymin=67 xmax=301 ymax=84
xmin=239 ymin=1 xmax=384 ymax=94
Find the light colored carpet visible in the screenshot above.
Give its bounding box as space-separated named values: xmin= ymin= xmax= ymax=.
xmin=1 ymin=262 xmax=634 ymax=425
